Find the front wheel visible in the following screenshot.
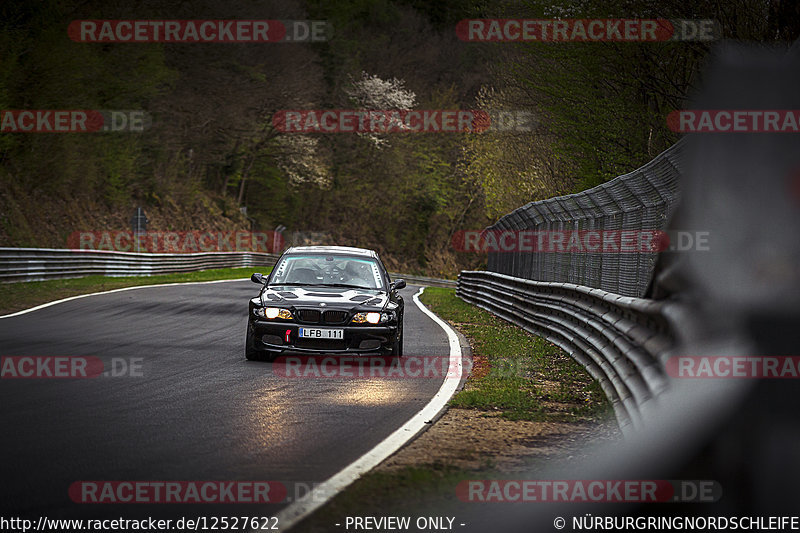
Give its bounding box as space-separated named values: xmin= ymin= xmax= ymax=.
xmin=391 ymin=324 xmax=404 ymax=357
xmin=245 ymin=329 xmax=262 ymax=361
xmin=246 ymin=344 xmax=279 ymax=362
xmin=245 ymin=326 xmax=279 ymax=361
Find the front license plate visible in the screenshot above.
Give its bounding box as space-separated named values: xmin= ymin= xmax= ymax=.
xmin=298 ymin=327 xmax=344 ymax=339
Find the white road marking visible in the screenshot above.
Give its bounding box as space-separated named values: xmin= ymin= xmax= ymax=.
xmin=270 ymin=286 xmax=463 ymax=532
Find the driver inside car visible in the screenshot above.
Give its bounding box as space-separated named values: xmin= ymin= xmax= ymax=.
xmin=343 ymin=261 xmax=371 ymax=287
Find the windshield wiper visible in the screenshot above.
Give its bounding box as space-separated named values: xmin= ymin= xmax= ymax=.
xmin=325 ymin=283 xmax=377 ymax=289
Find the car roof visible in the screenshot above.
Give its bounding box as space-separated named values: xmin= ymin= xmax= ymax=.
xmin=283 ymin=245 xmax=378 ymax=258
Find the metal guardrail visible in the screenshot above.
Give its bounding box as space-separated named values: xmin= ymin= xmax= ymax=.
xmin=457 ymin=270 xmax=676 ymax=434
xmin=0 ymin=247 xmax=458 ymax=288
xmin=461 ymin=137 xmax=686 ymax=433
xmin=0 ymin=248 xmax=280 ymax=283
xmin=392 ymin=273 xmax=457 ymax=289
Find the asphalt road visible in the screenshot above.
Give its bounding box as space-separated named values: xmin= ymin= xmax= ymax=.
xmin=0 ymin=281 xmax=451 ymax=523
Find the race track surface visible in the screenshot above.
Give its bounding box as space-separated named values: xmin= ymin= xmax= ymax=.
xmin=0 ymin=281 xmax=451 ymax=522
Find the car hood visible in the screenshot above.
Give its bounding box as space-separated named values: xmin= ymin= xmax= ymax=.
xmin=261 ymin=285 xmax=389 ymax=311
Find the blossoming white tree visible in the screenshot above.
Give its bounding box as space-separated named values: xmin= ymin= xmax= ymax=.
xmin=345 ymin=71 xmax=417 ymax=148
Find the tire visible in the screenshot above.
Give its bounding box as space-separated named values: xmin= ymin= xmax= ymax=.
xmin=245 ymin=329 xmax=262 ymax=361
xmin=391 ymin=323 xmax=404 ymax=357
xmin=245 ymin=327 xmax=281 ymax=362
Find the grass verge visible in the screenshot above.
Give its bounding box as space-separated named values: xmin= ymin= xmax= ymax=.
xmin=0 ymin=266 xmax=272 ymax=315
xmin=422 ymin=287 xmax=608 ymax=422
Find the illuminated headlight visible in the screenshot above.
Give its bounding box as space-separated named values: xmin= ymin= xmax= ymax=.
xmin=253 ymin=307 xmax=293 ymax=320
xmin=351 ymin=312 xmax=392 ymax=324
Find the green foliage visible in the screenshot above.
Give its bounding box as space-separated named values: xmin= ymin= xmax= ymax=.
xmin=0 ymin=0 xmax=175 ymax=245
xmin=1 ymin=0 xmax=795 ymax=270
xmin=489 ymin=0 xmax=783 ymax=193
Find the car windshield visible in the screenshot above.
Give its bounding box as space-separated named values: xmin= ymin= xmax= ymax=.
xmin=269 ymin=254 xmax=384 ymax=290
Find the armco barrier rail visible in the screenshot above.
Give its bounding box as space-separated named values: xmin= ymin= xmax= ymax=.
xmin=457 ymin=270 xmax=676 ymax=434
xmin=0 ymin=247 xmax=458 ymax=287
xmin=394 ymin=274 xmax=457 ymax=289
xmin=0 ymin=248 xmax=280 ymax=283
xmin=463 ymin=141 xmax=687 ymax=432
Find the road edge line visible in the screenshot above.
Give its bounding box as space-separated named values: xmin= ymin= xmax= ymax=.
xmin=271 ymin=286 xmax=464 ymax=532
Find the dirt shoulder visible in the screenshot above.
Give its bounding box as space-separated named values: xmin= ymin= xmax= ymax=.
xmin=377 ymin=407 xmax=620 ymax=475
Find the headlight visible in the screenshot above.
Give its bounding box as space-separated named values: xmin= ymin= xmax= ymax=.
xmin=253 ymin=307 xmax=293 ymax=320
xmin=351 ymin=311 xmax=392 ymax=324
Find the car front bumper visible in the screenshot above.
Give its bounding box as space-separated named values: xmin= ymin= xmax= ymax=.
xmin=248 ymin=319 xmax=399 ymax=355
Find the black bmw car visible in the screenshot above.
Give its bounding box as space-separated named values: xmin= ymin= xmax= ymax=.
xmin=245 ymin=245 xmax=406 ymax=361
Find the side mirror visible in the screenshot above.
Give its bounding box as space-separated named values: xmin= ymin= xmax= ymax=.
xmin=251 ymin=273 xmax=265 ymax=284
xmin=391 ymin=279 xmax=406 ymax=291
